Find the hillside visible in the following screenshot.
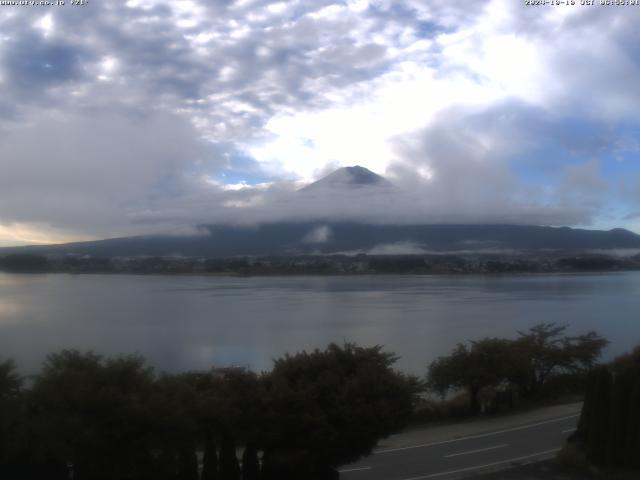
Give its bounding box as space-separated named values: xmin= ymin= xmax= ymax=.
xmin=2 ymin=167 xmax=640 ymax=258
xmin=2 ymin=223 xmax=639 ymax=258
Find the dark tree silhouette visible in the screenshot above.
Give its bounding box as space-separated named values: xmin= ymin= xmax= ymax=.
xmin=260 ymin=343 xmax=421 ymax=478
xmin=515 ymin=323 xmax=607 ymax=397
xmin=572 ymin=347 xmax=640 ymax=468
xmin=625 ymin=381 xmax=640 ymax=468
xmin=427 ymin=324 xmax=608 ymax=413
xmin=0 ymin=359 xmax=21 ymax=398
xmin=241 ymin=443 xmax=260 ymax=480
xmin=27 ymin=351 xmax=157 ymax=480
xmin=427 ymin=338 xmax=524 ymax=413
xmin=219 ymin=434 xmax=240 ymax=480
xmin=0 ymin=359 xmax=25 ymax=478
xmin=0 ymin=254 xmax=49 ymax=272
xmin=201 ymin=433 xmax=219 ymax=480
xmin=178 ymin=447 xmax=199 ymax=480
xmin=155 ymin=449 xmax=179 ymax=480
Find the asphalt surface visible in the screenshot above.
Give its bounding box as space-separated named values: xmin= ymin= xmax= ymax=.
xmin=339 ymin=413 xmax=579 ymax=480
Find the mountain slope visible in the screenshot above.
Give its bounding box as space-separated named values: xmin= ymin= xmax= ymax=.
xmin=3 ymin=166 xmax=640 ymax=258
xmin=3 ymin=223 xmax=640 ymax=257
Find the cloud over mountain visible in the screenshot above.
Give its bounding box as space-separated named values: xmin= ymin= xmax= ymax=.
xmin=1 ymin=1 xmax=640 ymax=245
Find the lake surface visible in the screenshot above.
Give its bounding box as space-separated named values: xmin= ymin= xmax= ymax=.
xmin=1 ymin=272 xmax=639 ymax=375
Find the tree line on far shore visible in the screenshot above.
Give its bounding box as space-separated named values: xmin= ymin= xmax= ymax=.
xmin=2 ymin=252 xmax=639 ymax=276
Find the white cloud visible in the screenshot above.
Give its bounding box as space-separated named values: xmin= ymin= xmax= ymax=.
xmin=303 ymin=225 xmax=331 ymax=243
xmin=33 ymin=14 xmax=54 ymax=38
xmin=249 ymin=60 xmax=501 ymax=181
xmin=1 ymin=0 xmax=640 ymax=245
xmin=246 ymin=0 xmax=551 ymax=181
xmin=0 ymin=109 xmax=211 ymax=241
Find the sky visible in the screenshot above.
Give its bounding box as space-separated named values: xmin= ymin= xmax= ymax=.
xmin=1 ymin=0 xmax=640 ymax=246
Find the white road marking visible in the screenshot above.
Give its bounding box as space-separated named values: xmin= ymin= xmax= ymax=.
xmin=400 ymin=448 xmax=561 ymax=480
xmin=562 ymin=428 xmax=576 ymax=433
xmin=376 ymin=414 xmax=579 ymax=454
xmin=443 ymin=443 xmax=508 ymax=458
xmin=338 ymin=466 xmax=372 ymax=473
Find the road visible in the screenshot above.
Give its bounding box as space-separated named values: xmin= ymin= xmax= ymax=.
xmin=339 ymin=413 xmax=579 ymax=480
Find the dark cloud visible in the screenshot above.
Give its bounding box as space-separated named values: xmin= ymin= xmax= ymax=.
xmin=5 ymin=40 xmax=86 ymax=87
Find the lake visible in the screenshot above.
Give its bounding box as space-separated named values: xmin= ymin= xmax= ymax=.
xmin=1 ymin=272 xmax=639 ymax=375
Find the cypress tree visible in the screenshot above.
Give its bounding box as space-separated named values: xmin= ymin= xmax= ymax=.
xmin=258 ymin=450 xmax=291 ymax=480
xmin=177 ymin=447 xmax=199 ymax=480
xmin=155 ymin=449 xmax=179 ymax=480
xmin=219 ymin=435 xmax=240 ymax=480
xmin=201 ymin=434 xmax=219 ymax=480
xmin=259 ymin=450 xmax=275 ymax=480
xmin=30 ymin=455 xmax=69 ymax=480
xmin=574 ymin=368 xmax=598 ymax=449
xmin=586 ymin=366 xmax=612 ymax=466
xmin=605 ymin=371 xmax=630 ymax=466
xmin=576 ymin=360 xmax=640 ymax=469
xmin=623 ymin=377 xmax=640 ymax=468
xmin=241 ymin=443 xmax=260 ymax=480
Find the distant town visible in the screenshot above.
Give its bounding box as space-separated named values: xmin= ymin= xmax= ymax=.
xmin=2 ymin=252 xmax=640 ymax=275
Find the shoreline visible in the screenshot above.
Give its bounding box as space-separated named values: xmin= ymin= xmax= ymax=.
xmin=2 ymin=252 xmax=639 ymax=277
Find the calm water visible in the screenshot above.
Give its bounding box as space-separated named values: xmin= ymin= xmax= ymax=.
xmin=1 ymin=272 xmax=639 ymax=375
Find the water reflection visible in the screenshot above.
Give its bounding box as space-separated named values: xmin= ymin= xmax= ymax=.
xmin=0 ymin=272 xmax=639 ymax=374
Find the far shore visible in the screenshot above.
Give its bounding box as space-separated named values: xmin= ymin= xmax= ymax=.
xmin=2 ymin=251 xmax=640 ymax=276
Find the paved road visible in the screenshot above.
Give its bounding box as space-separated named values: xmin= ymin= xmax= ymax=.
xmin=339 ymin=413 xmax=579 ymax=480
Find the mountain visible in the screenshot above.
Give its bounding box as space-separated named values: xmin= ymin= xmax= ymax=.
xmin=2 ymin=166 xmax=640 ymax=258
xmin=2 ymin=223 xmax=640 ymax=258
xmin=299 ymin=165 xmax=393 ymax=192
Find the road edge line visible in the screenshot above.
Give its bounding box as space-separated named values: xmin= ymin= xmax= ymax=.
xmin=399 ymin=448 xmax=561 ymax=480
xmin=376 ymin=414 xmax=579 ymax=454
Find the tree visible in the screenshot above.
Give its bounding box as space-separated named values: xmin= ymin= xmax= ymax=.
xmin=605 ymin=368 xmax=632 ymax=466
xmin=241 ymin=443 xmax=260 ymax=480
xmin=426 ymin=325 xmax=607 ymax=411
xmin=572 ymin=346 xmax=640 ymax=469
xmin=0 ymin=254 xmax=49 ymax=272
xmin=0 ymin=359 xmax=24 ymax=477
xmin=151 ymin=372 xmax=209 ymax=480
xmin=624 ymin=381 xmax=640 ymax=468
xmin=201 ymin=433 xmax=219 ymax=480
xmin=260 ymin=343 xmax=422 ymax=478
xmin=587 ymin=367 xmax=612 ymax=466
xmin=612 ymin=347 xmax=640 ymax=468
xmin=515 ymin=323 xmax=608 ymax=397
xmin=427 ymin=339 xmax=524 ymax=414
xmin=611 ymin=345 xmax=640 ymax=373
xmin=28 ymin=351 xmax=157 ymax=480
xmin=177 ymin=447 xmax=199 ymax=480
xmin=155 ymin=449 xmax=179 ymax=480
xmin=207 ymin=369 xmax=264 ymax=446
xmin=219 ymin=434 xmax=240 ymax=480
xmin=0 ymin=359 xmax=21 ymax=399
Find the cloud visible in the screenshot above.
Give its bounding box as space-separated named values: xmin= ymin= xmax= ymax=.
xmin=1 ymin=0 xmax=640 ymax=245
xmin=0 ymin=108 xmax=211 ymax=239
xmin=367 ymin=241 xmax=428 ymax=255
xmin=303 ymin=225 xmax=331 ymax=244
